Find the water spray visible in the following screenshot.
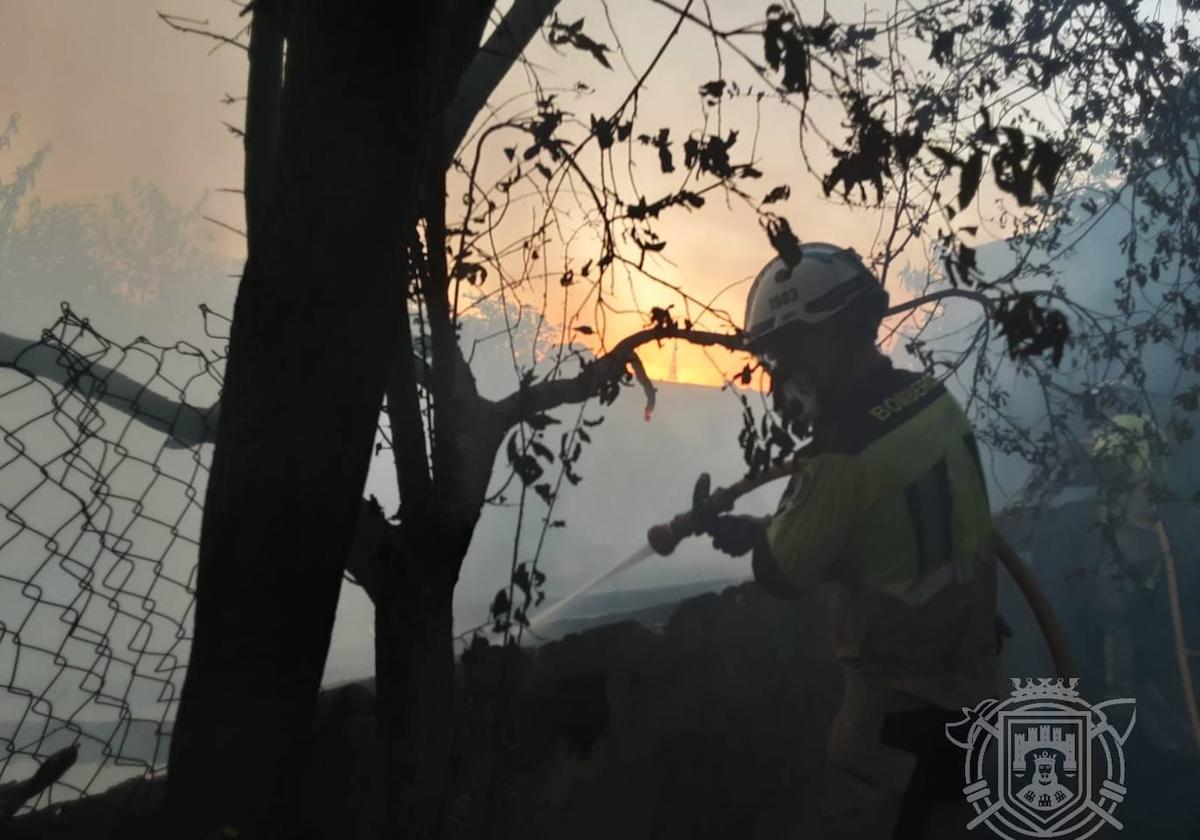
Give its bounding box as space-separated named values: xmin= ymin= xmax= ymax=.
xmin=527 ymin=461 xmax=796 ymax=631
xmin=526 ymin=544 xmax=656 ymax=630
xmin=532 ymin=459 xmax=1076 ymax=682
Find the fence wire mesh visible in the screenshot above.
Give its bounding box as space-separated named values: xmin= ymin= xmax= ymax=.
xmin=0 ymin=304 xmax=224 ymax=813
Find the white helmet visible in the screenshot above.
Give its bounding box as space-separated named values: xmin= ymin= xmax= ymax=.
xmin=1082 ymin=380 xmax=1140 ymax=420
xmin=743 ymin=242 xmax=887 ymax=345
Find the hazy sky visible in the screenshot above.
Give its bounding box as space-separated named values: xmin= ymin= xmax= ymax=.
xmin=0 ymin=0 xmax=907 ymax=387
xmin=1 ymin=2 xmax=247 ymax=248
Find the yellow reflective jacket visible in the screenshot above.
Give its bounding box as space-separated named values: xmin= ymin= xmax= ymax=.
xmin=758 ymin=360 xmax=997 ymax=710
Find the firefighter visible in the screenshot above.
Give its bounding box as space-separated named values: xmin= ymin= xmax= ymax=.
xmin=1077 ymin=383 xmax=1165 ymax=697
xmin=1070 ymin=382 xmax=1198 ymax=755
xmin=695 ymin=243 xmax=997 ymax=839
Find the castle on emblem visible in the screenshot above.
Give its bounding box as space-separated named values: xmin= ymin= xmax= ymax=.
xmin=1012 ymin=724 xmax=1078 ymax=775
xmin=944 ymin=676 xmax=1136 ymax=840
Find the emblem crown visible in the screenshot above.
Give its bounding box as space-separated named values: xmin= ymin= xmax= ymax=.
xmin=1010 ymin=677 xmax=1081 ymax=700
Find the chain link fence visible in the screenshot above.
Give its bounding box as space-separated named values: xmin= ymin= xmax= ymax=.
xmin=0 ymin=305 xmax=224 ymax=812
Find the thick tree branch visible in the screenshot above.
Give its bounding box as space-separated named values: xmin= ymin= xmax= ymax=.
xmin=497 ymin=328 xmax=745 ymax=425
xmin=0 ymin=329 xmax=218 ymax=448
xmin=443 ymin=0 xmax=562 ymax=162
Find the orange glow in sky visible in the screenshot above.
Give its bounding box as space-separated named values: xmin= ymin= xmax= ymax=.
xmin=583 ymin=263 xmax=928 ymax=390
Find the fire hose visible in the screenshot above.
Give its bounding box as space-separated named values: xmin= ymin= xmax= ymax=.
xmin=645 ymin=459 xmax=1077 ymax=680
xmin=1153 ymin=520 xmax=1200 ymax=751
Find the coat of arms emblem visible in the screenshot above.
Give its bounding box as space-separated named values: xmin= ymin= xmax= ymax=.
xmin=946 ymin=678 xmax=1136 ymax=839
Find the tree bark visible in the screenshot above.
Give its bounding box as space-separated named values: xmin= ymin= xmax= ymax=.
xmin=242 ymin=1 xmax=284 ymax=247
xmin=165 ymin=2 xmax=439 ymax=836
xmin=375 ymin=546 xmax=459 ymax=840
xmin=375 ymin=383 xmax=507 ymax=838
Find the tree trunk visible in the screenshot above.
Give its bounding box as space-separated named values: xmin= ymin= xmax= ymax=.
xmin=242 ymin=1 xmax=284 ymax=247
xmin=375 ymin=545 xmax=461 ymax=839
xmin=166 ymin=2 xmax=439 ymax=836
xmin=375 ymin=381 xmax=507 ymax=836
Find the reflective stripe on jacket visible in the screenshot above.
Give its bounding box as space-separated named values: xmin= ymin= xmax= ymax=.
xmin=762 ymin=360 xmax=997 ymax=709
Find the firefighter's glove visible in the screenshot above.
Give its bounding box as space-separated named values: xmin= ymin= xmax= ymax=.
xmin=707 ymin=514 xmax=768 ymax=557
xmin=691 ymin=473 xmax=765 ymax=558
xmin=692 ymin=473 xmax=718 ymax=526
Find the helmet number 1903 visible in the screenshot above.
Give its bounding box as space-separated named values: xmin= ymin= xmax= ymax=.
xmin=768 ymin=287 xmax=799 ymax=311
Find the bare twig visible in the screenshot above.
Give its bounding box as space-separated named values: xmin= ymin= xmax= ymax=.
xmin=202 ymin=214 xmax=247 ymax=238
xmin=157 ymin=12 xmax=249 ymax=52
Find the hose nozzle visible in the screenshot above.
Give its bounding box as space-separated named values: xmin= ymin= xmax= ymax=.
xmin=647 ymin=511 xmax=697 ymax=556
xmin=647 ymin=462 xmax=799 ymax=557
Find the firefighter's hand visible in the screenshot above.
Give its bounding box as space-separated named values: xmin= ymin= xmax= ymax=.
xmin=705 ymin=514 xmax=767 ymax=557
xmin=691 ymin=472 xmax=718 ymax=528
xmin=691 ymin=473 xmax=765 ymax=557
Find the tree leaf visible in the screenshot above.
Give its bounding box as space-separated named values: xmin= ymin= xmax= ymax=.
xmin=762 ymin=184 xmax=791 ymax=204
xmin=1031 ymin=138 xmax=1064 ymax=197
xmin=699 ymin=79 xmax=726 ymax=105
xmin=547 ymin=15 xmax=613 ymax=69
xmin=490 ymin=589 xmax=511 ymax=620
xmin=993 ymin=294 xmax=1070 ymax=366
xmin=930 ymin=29 xmax=956 ymax=67
xmin=531 ymin=440 xmax=555 ymax=463
xmin=958 ymin=148 xmax=984 ymax=209
xmin=763 ymin=215 xmax=803 ymax=267
xmin=527 ymin=413 xmax=561 ymax=431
